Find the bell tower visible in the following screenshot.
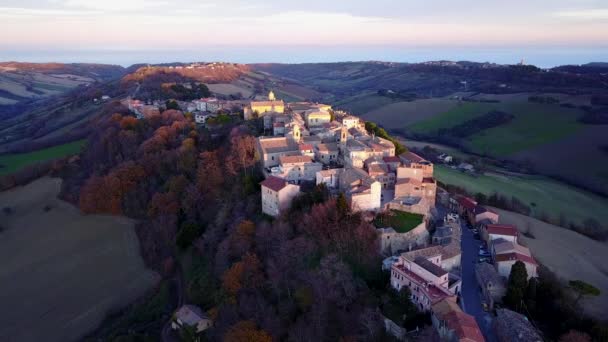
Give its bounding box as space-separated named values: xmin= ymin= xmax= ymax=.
xmin=268 ymin=90 xmax=276 ymax=101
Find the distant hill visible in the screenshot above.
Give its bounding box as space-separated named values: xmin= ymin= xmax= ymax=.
xmin=0 ymin=62 xmax=125 ymax=118
xmin=253 ymin=61 xmax=608 ymax=100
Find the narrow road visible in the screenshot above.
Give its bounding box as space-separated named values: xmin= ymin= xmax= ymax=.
xmin=459 ymin=219 xmax=497 ymax=342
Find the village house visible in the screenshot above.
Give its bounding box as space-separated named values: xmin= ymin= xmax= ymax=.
xmin=432 ymin=225 xmax=455 ymax=246
xmin=400 ymin=151 xmax=434 ymax=178
xmin=340 ymin=168 xmax=382 ymax=212
xmin=257 ymin=136 xmax=300 ymax=168
xmin=400 ymin=243 xmax=462 ymax=273
xmin=475 ymin=262 xmax=506 ymax=311
xmin=271 ymin=155 xmax=323 ymax=184
xmin=390 ymin=254 xmax=459 ymax=311
xmin=172 ymin=305 xmax=213 ymax=333
xmin=491 ymin=239 xmax=531 ymax=260
xmin=483 ymin=224 xmax=519 ymax=244
xmin=455 ymin=196 xmax=478 ymax=223
xmin=341 ymin=115 xmax=360 ymax=129
xmin=314 ymin=143 xmax=339 ymax=165
xmin=431 ymin=298 xmax=485 ymax=342
xmin=260 ymin=176 xmax=300 ymax=217
xmin=364 ymin=157 xmax=395 ymax=189
xmin=473 ymin=206 xmax=500 ymax=227
xmin=494 ymin=309 xmax=543 ymax=342
xmin=316 ymin=168 xmax=382 ymax=212
xmin=304 ymin=109 xmax=332 ymax=128
xmin=495 ymin=253 xmax=538 ymax=279
xmin=298 ymin=143 xmax=315 ymax=158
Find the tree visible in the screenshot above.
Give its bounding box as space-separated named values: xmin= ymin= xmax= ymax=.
xmin=176 ymin=222 xmax=202 ymax=249
xmin=165 ymin=99 xmax=180 ymax=110
xmin=224 ymin=320 xmax=272 ymax=342
xmin=568 ymin=280 xmax=600 ymax=306
xmin=336 ymin=192 xmax=349 ymax=217
xmin=503 ymin=261 xmax=528 ymax=311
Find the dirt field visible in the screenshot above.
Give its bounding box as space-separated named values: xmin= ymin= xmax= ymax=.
xmin=0 ymin=177 xmax=159 ymax=342
xmin=207 ymin=83 xmax=253 ymax=97
xmin=491 ymin=208 xmax=608 ymax=318
xmin=511 ymin=124 xmax=608 ymax=196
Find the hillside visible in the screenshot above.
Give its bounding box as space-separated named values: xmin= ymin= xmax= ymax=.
xmin=0 ymin=62 xmax=125 ymax=116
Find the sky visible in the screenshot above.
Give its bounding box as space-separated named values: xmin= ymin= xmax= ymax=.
xmin=1 ymin=0 xmax=608 ymax=66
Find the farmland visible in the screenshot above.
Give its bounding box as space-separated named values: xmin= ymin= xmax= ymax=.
xmin=434 ymin=165 xmax=608 ymax=226
xmin=0 ymin=139 xmax=86 ymax=175
xmin=0 ymin=177 xmax=158 ymax=342
xmin=359 ymin=97 xmax=459 ymax=130
xmin=492 ymin=208 xmax=608 ymax=319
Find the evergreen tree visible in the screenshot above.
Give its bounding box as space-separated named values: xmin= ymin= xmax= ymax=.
xmin=504 ymin=261 xmax=528 ymax=312
xmin=336 ymin=192 xmax=349 ymax=216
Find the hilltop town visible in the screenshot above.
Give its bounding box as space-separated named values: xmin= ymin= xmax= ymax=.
xmin=119 ymin=89 xmax=552 ymax=342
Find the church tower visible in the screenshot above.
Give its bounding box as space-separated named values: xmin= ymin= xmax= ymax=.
xmin=293 ymin=124 xmax=301 ymax=143
xmin=268 ymin=90 xmax=276 ymax=101
xmin=339 ymin=126 xmax=348 ymax=145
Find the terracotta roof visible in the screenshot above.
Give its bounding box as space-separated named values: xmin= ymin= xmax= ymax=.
xmin=258 ymin=137 xmax=299 ymax=154
xmin=432 ymin=299 xmax=484 ymax=342
xmin=495 ymin=252 xmax=538 ymax=266
xmin=279 ymin=155 xmax=313 ymax=164
xmin=260 ymin=176 xmax=288 ymax=192
xmin=457 ymin=196 xmax=477 ymax=211
xmin=298 ymin=143 xmax=313 ymax=151
xmin=383 ymin=156 xmax=401 ymax=163
xmin=487 ymin=224 xmax=519 ymax=237
xmin=175 ymin=305 xmax=208 ymax=326
xmin=316 ymin=143 xmax=339 ymax=152
xmin=401 ymin=151 xmax=426 ymax=163
xmin=493 ymin=239 xmax=531 ymax=256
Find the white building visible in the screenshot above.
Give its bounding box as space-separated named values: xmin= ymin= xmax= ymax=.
xmin=272 ymin=155 xmax=323 ymax=184
xmin=172 ymin=305 xmax=213 ymax=333
xmin=260 ymin=176 xmax=301 ymax=217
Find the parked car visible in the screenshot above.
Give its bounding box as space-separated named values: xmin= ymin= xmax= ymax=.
xmin=478 ymin=257 xmax=491 ymax=263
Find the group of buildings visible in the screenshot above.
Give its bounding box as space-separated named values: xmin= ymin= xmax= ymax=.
xmin=255 ymin=90 xmax=438 ymax=218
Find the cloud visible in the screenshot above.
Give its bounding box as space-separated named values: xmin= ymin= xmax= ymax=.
xmin=61 ymin=0 xmax=171 ymax=12
xmin=553 ymin=8 xmax=608 ymax=20
xmin=0 ymin=6 xmax=101 ymax=17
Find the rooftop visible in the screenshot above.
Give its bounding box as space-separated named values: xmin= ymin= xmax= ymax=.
xmin=432 ymin=299 xmax=484 ymax=342
xmin=316 ymin=142 xmax=339 ymax=152
xmin=493 ymin=239 xmax=531 ymax=257
xmin=260 ymin=176 xmax=289 ymax=192
xmin=401 ymin=245 xmax=443 ymax=262
xmin=258 ymin=137 xmax=299 ymax=154
xmin=457 ymin=196 xmax=477 ymax=210
xmin=475 ymin=262 xmax=505 ymax=288
xmin=414 ymin=257 xmax=448 ymax=277
xmin=280 ymin=155 xmax=313 ymax=165
xmin=174 ymin=305 xmax=208 ymax=326
xmin=487 ymin=224 xmax=519 ymax=237
xmin=495 ymin=309 xmax=543 ymax=342
xmin=495 ymin=252 xmax=538 ymax=266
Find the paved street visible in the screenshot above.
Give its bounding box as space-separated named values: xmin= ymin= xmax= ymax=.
xmin=459 ymin=218 xmax=497 ymax=342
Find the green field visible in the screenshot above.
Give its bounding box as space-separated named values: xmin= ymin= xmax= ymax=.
xmin=408 ymin=102 xmax=496 ymax=134
xmin=374 ymin=210 xmax=424 ymax=233
xmin=0 ymin=139 xmax=86 ymax=175
xmin=468 ymin=103 xmax=583 ymax=156
xmin=435 ymin=165 xmax=608 ymax=226
xmin=407 ymin=101 xmax=584 ymax=157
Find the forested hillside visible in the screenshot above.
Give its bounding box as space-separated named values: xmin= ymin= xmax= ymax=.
xmin=59 ymin=109 xmax=394 ymax=340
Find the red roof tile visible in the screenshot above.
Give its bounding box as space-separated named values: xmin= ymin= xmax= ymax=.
xmin=487 ymin=224 xmax=518 ymax=237
xmin=298 ymin=143 xmax=313 ymax=151
xmin=260 ymin=176 xmax=288 ymax=192
xmin=401 ymin=151 xmax=425 ymax=163
xmin=383 ymin=156 xmax=401 ymax=163
xmin=495 ymin=252 xmax=538 ymax=266
xmin=457 ymin=196 xmax=477 ymax=210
